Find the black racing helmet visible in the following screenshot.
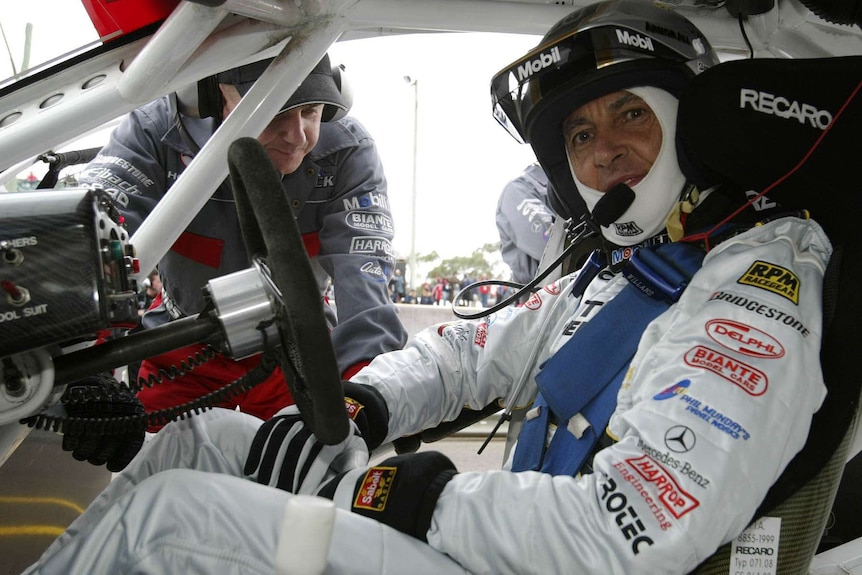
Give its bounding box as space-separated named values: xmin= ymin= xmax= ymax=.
xmin=490 ymin=0 xmax=719 ymax=221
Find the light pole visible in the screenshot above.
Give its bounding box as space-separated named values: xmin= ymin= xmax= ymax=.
xmin=403 ymin=76 xmax=419 ymax=291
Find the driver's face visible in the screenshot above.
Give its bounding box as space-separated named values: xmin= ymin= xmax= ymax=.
xmin=563 ymin=90 xmax=662 ymax=193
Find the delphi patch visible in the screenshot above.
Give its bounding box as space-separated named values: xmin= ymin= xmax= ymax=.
xmin=354 ymin=466 xmax=396 ymax=511
xmin=737 ymin=261 xmax=799 ymax=304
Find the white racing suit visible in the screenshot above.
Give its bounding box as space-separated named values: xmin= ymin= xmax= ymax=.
xmin=24 ymin=217 xmax=830 ymax=574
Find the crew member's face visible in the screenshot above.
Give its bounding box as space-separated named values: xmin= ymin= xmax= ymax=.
xmin=220 ymin=85 xmax=323 ymax=175
xmin=257 ymin=104 xmax=324 ymax=175
xmin=563 ymin=90 xmax=662 ymax=193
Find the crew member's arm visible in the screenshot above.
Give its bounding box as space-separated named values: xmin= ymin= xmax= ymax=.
xmin=496 ymin=170 xmax=554 ymax=283
xmin=77 ymin=99 xmax=174 ymax=233
xmin=315 ymin=117 xmax=408 ymax=377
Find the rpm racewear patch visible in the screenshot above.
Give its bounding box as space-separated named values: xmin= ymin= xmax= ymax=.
xmin=737 ymin=261 xmax=800 ymax=304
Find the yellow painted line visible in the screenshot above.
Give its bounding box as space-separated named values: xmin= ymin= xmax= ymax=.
xmin=0 ymin=496 xmax=85 ymax=515
xmin=0 ymin=525 xmax=66 ymax=537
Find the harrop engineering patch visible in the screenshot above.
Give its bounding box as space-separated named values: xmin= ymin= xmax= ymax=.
xmin=353 ymin=466 xmax=397 ymax=511
xmin=737 ymin=260 xmax=800 ymax=304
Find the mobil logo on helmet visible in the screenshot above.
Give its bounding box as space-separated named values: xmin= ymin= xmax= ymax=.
xmin=705 ymin=319 xmax=785 ymax=359
xmin=615 ymin=29 xmax=655 ymax=52
xmin=517 ymin=46 xmax=562 ymax=82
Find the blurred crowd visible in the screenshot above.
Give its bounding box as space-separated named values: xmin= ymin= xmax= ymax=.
xmin=389 ymin=273 xmax=510 ymax=308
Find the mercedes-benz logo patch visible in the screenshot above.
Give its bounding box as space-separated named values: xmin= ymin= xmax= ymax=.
xmin=664 ymin=425 xmax=696 ymax=453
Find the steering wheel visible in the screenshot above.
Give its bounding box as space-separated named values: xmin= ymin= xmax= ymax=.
xmin=227 ymin=137 xmax=349 ymax=445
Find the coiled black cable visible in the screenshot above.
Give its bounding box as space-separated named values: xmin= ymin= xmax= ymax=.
xmin=21 ymin=350 xmax=280 ymax=434
xmin=130 ymin=345 xmax=218 ymax=392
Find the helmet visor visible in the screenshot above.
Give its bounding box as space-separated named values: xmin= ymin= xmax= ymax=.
xmin=491 ymin=25 xmax=704 ymax=144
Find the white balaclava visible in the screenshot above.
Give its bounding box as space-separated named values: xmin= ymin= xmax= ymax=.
xmin=571 ymin=86 xmax=686 ymax=246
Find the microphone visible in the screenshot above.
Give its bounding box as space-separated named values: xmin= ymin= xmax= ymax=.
xmin=591 ymin=183 xmax=635 ymax=227
xmin=567 ymin=182 xmax=635 ymax=242
xmin=557 ymin=183 xmax=636 ymax=300
xmin=471 ymin=183 xmax=635 ymax=321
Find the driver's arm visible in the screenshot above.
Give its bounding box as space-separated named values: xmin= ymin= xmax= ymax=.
xmin=343 ymin=217 xmax=830 ymax=574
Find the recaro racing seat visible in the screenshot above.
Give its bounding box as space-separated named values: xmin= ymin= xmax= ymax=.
xmin=673 ymin=56 xmax=862 ymax=574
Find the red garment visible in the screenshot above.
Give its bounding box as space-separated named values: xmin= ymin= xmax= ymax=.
xmin=432 ymin=283 xmax=443 ymax=302
xmin=133 ymin=290 xmax=368 ymax=432
xmin=136 ymin=344 xmax=294 ymax=432
xmin=342 ymin=360 xmax=370 ymax=380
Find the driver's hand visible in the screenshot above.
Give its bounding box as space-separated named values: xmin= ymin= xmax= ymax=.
xmin=244 ymin=406 xmax=369 ymax=494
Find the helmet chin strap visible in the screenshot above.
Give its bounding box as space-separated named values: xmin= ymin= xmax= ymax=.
xmin=572 ymin=86 xmax=687 ymax=247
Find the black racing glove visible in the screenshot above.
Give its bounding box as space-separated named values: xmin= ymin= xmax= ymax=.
xmin=318 ymin=451 xmax=458 ymax=542
xmin=60 ymin=373 xmax=146 ymax=472
xmin=342 ymin=380 xmax=389 ymax=451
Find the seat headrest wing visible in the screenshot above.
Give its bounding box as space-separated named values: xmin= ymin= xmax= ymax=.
xmin=676 ymin=57 xmax=862 ymax=244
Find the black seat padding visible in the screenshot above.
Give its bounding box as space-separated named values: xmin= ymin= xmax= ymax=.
xmin=676 ymin=58 xmax=862 ymax=570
